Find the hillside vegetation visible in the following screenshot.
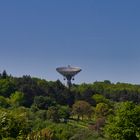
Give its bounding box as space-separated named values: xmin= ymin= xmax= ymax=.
xmin=0 ymin=70 xmax=140 ymax=140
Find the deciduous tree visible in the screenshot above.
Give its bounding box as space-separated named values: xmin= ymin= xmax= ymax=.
xmin=72 ymin=100 xmax=93 ymax=120
xmin=104 ymin=102 xmax=140 ymax=140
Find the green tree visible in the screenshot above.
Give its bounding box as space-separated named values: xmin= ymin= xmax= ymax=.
xmin=103 ymin=80 xmax=111 ymax=84
xmin=95 ymin=103 xmax=110 ymax=118
xmin=104 ymin=102 xmax=140 ymax=140
xmin=72 ymin=84 xmax=95 ymax=105
xmin=0 ymin=109 xmax=30 ymax=139
xmin=0 ymin=96 xmax=9 ymax=108
xmin=92 ymin=94 xmax=110 ymax=104
xmin=10 ymin=91 xmax=24 ymax=107
xmin=35 ymin=110 xmax=47 ymax=121
xmin=34 ymin=96 xmax=55 ymax=109
xmin=58 ymin=106 xmax=70 ymax=122
xmin=72 ymin=100 xmax=93 ymax=120
xmin=2 ymin=70 xmax=8 ymax=79
xmin=0 ymin=79 xmax=15 ymax=97
xmin=47 ymin=106 xmax=60 ymax=123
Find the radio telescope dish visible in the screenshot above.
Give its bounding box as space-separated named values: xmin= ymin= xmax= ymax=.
xmin=56 ymin=65 xmax=81 ymax=88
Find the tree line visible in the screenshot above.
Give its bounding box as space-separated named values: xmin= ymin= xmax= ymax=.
xmin=0 ymin=70 xmax=140 ymax=139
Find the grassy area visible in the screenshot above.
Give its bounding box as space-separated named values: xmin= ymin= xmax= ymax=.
xmin=68 ymin=118 xmax=95 ymax=129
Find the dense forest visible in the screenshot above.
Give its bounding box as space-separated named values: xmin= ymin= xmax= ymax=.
xmin=1 ymin=70 xmax=140 ymax=140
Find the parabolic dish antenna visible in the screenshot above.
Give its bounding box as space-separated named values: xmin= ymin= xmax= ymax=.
xmin=56 ymin=65 xmax=81 ymax=88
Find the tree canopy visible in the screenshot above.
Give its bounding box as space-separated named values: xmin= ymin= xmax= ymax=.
xmin=0 ymin=71 xmax=140 ymax=139
xmin=104 ymin=102 xmax=140 ymax=140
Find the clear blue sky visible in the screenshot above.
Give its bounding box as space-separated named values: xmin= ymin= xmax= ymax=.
xmin=0 ymin=0 xmax=140 ymax=84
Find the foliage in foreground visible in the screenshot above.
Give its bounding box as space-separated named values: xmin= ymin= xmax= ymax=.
xmin=0 ymin=108 xmax=31 ymax=139
xmin=104 ymin=102 xmax=140 ymax=140
xmin=1 ymin=71 xmax=140 ymax=139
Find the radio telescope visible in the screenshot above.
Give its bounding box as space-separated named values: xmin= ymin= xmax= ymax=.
xmin=56 ymin=65 xmax=81 ymax=88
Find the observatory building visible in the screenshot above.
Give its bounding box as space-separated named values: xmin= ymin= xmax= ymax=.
xmin=56 ymin=65 xmax=81 ymax=88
